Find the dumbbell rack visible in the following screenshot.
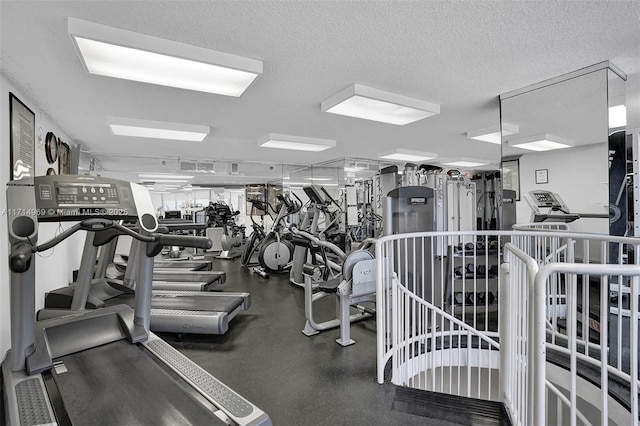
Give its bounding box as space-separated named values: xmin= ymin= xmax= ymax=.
xmin=443 ymin=241 xmax=500 ymax=330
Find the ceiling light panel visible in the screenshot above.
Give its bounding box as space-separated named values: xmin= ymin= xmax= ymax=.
xmin=139 ymin=173 xmax=194 ymax=180
xmin=609 ymin=105 xmax=627 ymax=128
xmin=258 ymin=134 xmax=336 ymax=152
xmin=377 ymin=149 xmax=437 ymax=162
xmin=68 ymin=17 xmax=263 ymax=96
xmin=285 ymin=182 xmax=339 ymax=187
xmin=321 ymin=84 xmax=440 ymax=125
xmin=109 ymin=117 xmax=210 ymax=141
xmin=508 ymin=134 xmax=574 ymax=151
xmin=442 ymin=158 xmax=491 ymax=167
xmin=467 ymin=123 xmax=519 ymax=144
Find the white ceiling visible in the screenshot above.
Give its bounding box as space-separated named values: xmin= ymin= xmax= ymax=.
xmin=1 ymin=1 xmax=639 ymax=185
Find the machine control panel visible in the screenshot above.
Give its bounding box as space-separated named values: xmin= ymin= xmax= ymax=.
xmin=39 ymin=183 xmax=123 ymax=205
xmin=34 ymin=175 xmax=139 ymax=222
xmin=531 ymin=191 xmax=560 ymax=207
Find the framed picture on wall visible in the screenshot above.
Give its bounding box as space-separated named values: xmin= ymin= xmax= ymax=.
xmin=58 ymin=139 xmax=72 ymax=175
xmin=502 ymin=159 xmax=520 ymax=201
xmin=535 ymin=169 xmax=548 ymax=184
xmin=9 ymin=93 xmax=36 ymax=181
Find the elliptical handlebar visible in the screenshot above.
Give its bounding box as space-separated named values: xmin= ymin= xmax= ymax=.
xmin=320 ymin=186 xmax=342 ymax=212
xmin=289 ymin=225 xmax=347 ymax=261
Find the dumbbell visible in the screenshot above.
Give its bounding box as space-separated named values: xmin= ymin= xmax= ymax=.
xmin=476 ymin=264 xmax=487 ymax=276
xmin=488 ymin=264 xmax=499 ymax=277
xmin=454 ymin=266 xmax=465 ymax=278
xmin=467 ymin=292 xmax=482 ymax=305
xmin=465 ymin=263 xmax=476 ymax=276
xmin=454 ymin=292 xmax=466 ymax=305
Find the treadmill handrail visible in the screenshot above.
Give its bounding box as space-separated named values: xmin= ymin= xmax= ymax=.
xmin=32 ymin=219 xmax=212 ymax=254
xmin=34 ymin=219 xmax=156 ymax=253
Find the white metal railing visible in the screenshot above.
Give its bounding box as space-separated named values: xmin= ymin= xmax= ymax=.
xmin=500 ymin=243 xmax=539 ymax=425
xmin=377 ymin=231 xmax=507 ymax=397
xmin=377 ymin=229 xmax=640 ymax=426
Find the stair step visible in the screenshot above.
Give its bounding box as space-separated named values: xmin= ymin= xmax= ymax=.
xmin=392 ymin=386 xmax=511 ymax=426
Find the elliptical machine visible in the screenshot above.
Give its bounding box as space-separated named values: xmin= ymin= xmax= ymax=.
xmin=217 ymin=210 xmax=246 ymax=260
xmin=241 ymin=193 xmax=301 ymax=278
xmin=241 ymin=198 xmax=269 ymax=269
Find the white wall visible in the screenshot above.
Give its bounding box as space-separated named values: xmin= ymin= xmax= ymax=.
xmin=1 ymin=73 xmax=84 ymax=360
xmin=515 ymin=142 xmax=609 ymax=234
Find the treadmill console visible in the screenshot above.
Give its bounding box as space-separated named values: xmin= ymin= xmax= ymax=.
xmin=530 ymin=191 xmax=560 ymax=208
xmin=34 ymin=175 xmax=141 ymax=223
xmin=526 ymin=190 xmax=579 ymax=223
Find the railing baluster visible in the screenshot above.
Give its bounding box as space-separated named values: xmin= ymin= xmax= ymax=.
xmin=631 ymin=274 xmax=639 ymax=426
xmin=601 ymin=273 xmax=609 ymax=426
xmin=569 ymin=272 xmax=577 ymax=426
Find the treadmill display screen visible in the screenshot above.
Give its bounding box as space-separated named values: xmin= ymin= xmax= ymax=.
xmin=58 ymin=187 xmax=78 ymax=195
xmin=55 ymin=183 xmax=120 ymax=205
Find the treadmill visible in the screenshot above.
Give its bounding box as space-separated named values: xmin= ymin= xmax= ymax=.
xmin=108 ymin=238 xmax=227 ymax=291
xmin=525 ymin=190 xmax=608 ymax=223
xmin=141 ymin=218 xmax=214 ymax=270
xmin=2 ymin=175 xmax=271 ymax=425
xmin=41 ymin=232 xmax=251 ymax=335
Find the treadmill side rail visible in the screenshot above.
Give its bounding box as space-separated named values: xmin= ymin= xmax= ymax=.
xmin=2 ymin=359 xmax=57 ymax=426
xmin=144 ymin=335 xmax=272 ymax=426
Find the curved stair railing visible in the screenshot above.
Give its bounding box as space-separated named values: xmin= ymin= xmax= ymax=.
xmin=391 ymin=272 xmax=501 ymax=399
xmin=377 ymin=229 xmax=640 ymax=426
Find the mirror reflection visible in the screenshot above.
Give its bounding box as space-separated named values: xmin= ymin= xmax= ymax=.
xmin=500 ymin=66 xmax=619 ymax=235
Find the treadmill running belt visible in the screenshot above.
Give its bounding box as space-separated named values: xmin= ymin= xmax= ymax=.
xmin=152 ymin=295 xmax=244 ymax=312
xmin=106 ymin=293 xmax=244 ymax=313
xmin=48 ymin=340 xmax=225 ymax=425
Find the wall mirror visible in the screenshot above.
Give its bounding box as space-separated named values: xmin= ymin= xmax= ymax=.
xmin=500 ymin=62 xmax=627 ymax=237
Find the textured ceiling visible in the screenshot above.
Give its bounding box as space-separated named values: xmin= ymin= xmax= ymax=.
xmin=1 ymin=1 xmax=639 ymax=184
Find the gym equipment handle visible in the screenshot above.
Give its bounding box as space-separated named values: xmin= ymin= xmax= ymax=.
xmin=289 ymin=226 xmax=347 ymax=261
xmin=9 ymin=243 xmax=33 ymax=273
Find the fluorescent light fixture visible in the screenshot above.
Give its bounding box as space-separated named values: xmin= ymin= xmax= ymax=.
xmin=258 ymin=134 xmax=336 ymax=152
xmin=344 ymin=165 xmax=366 ymax=173
xmin=68 ymin=17 xmax=262 ymax=96
xmin=109 ymin=117 xmax=210 ymax=141
xmin=508 ymin=134 xmax=574 ymax=151
xmin=286 ymin=182 xmax=339 ymax=187
xmin=139 ymin=173 xmax=194 ymax=180
xmin=304 ymin=177 xmax=332 ymax=181
xmin=321 ymin=84 xmax=440 ymax=125
xmin=467 ymin=123 xmax=519 ymax=144
xmin=377 ymin=148 xmax=437 ymax=162
xmin=141 ymin=179 xmax=190 ymax=184
xmin=442 ymin=158 xmax=491 ymax=168
xmin=609 ymin=105 xmax=627 ymax=128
